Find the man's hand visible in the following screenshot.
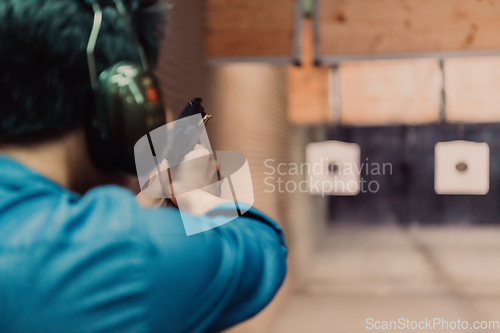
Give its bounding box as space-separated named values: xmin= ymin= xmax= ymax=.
xmin=170 ymin=144 xmax=219 ymax=196
xmin=136 ymin=144 xmax=221 ymax=209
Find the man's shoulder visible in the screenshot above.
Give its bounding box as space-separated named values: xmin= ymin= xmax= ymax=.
xmin=0 ymin=184 xmax=156 ymax=332
xmin=0 ymin=183 xmax=150 ymax=248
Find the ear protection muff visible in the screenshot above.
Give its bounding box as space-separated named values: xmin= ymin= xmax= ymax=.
xmin=83 ymin=0 xmax=166 ymax=174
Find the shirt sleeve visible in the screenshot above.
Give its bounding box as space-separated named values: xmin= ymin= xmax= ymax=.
xmin=0 ymin=176 xmax=287 ymax=333
xmin=137 ymin=196 xmax=288 ymax=332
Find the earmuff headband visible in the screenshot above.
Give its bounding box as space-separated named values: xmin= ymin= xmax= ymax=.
xmin=86 ymin=0 xmax=102 ymax=89
xmin=85 ymin=0 xmax=150 ymax=89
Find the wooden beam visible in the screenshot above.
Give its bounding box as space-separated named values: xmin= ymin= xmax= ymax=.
xmin=288 ymin=19 xmax=331 ymax=123
xmin=206 ymin=0 xmax=295 ymax=58
xmin=319 ymin=0 xmax=500 ymax=56
xmin=339 ymin=59 xmax=441 ymax=125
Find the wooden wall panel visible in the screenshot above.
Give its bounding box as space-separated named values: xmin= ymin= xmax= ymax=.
xmin=206 ymin=0 xmax=295 ymax=58
xmin=339 ymin=59 xmax=441 ymax=125
xmin=288 ymin=19 xmax=331 ymax=123
xmin=287 ymin=66 xmax=330 ymax=123
xmin=319 ymin=0 xmax=500 ymax=56
xmin=445 ymin=57 xmax=500 ymax=123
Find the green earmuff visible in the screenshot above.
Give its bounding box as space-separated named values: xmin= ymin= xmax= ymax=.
xmin=83 ymin=0 xmax=166 ymax=173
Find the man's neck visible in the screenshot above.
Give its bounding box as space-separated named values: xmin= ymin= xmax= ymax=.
xmin=0 ymin=129 xmax=107 ymax=194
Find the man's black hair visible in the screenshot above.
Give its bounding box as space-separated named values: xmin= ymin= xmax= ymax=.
xmin=0 ymin=0 xmax=166 ymax=143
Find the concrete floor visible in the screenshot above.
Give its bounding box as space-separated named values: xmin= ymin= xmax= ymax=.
xmin=272 ymin=224 xmax=500 ymax=332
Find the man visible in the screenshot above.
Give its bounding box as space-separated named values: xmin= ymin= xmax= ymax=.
xmin=0 ymin=1 xmax=287 ymax=332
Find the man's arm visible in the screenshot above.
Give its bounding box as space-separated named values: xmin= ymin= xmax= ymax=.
xmin=139 ymin=201 xmax=287 ymax=332
xmin=133 ymin=145 xmax=287 ymax=331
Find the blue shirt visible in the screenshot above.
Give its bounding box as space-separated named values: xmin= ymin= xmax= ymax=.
xmin=0 ymin=155 xmax=287 ymax=332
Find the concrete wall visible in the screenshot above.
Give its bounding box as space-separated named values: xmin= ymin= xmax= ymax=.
xmin=155 ymin=0 xmax=207 ymax=121
xmin=155 ymin=2 xmax=329 ymax=329
xmin=205 ymin=64 xmax=327 ymax=332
